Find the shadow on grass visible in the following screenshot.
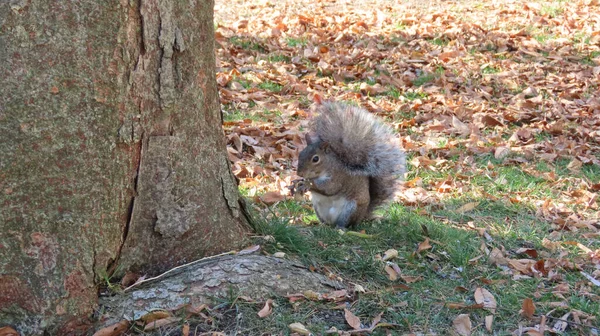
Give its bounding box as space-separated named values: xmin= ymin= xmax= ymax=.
xmin=242 ymin=195 xmax=599 ymax=335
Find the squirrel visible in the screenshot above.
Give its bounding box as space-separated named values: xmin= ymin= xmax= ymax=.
xmin=293 ymin=101 xmax=406 ymax=229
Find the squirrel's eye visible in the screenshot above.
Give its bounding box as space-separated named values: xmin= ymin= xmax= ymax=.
xmin=312 ymin=155 xmax=320 ymax=163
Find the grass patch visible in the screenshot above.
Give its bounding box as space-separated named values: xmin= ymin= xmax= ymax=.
xmin=403 ymin=91 xmax=428 ymax=101
xmin=286 ymin=37 xmax=308 ymax=47
xmin=541 ymin=4 xmax=563 ymax=18
xmin=429 ymin=37 xmax=449 ymax=47
xmin=258 ymin=81 xmax=283 ymax=92
xmin=481 ymin=65 xmax=500 ymax=74
xmin=267 ymin=54 xmax=291 ymax=63
xmin=230 ymin=36 xmax=264 ymax=51
xmin=412 ymin=73 xmax=437 ymax=87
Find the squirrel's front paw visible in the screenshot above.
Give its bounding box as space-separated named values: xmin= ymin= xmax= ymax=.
xmin=289 ymin=178 xmax=310 ymax=196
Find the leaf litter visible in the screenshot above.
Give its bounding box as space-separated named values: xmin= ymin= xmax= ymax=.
xmin=214 ymin=0 xmax=600 ymax=334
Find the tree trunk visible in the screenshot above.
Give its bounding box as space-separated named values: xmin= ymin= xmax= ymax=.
xmin=0 ymin=1 xmax=250 ymax=334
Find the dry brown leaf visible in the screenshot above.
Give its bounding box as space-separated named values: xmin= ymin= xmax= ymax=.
xmin=453 ymin=314 xmax=472 ymax=336
xmin=258 ymin=299 xmax=273 ymax=318
xmin=481 ymin=115 xmax=504 ymax=127
xmin=140 ymin=311 xmax=171 ymax=324
xmin=488 ymin=247 xmax=506 ymax=265
xmin=288 ymin=322 xmax=311 ymax=335
xmin=382 ymin=249 xmax=399 ymax=261
xmin=0 ymin=327 xmax=20 ymax=336
xmin=417 ymin=238 xmax=432 ymax=253
xmin=474 ymin=287 xmax=497 ymax=312
xmin=344 ymin=309 xmax=362 ymax=330
xmin=485 ymin=315 xmax=494 ymax=331
xmin=384 ymin=264 xmax=399 ymax=281
xmin=508 ymin=258 xmax=535 ymax=274
xmin=494 ymin=146 xmax=510 ymax=160
xmin=92 ymin=321 xmax=130 ymax=336
xmin=303 ymin=290 xmax=321 ymax=300
xmin=400 ymin=275 xmax=422 ymax=283
xmin=516 ymin=248 xmax=538 ymax=259
xmin=446 ymin=302 xmax=484 ymax=309
xmin=258 ymin=191 xmax=286 ymax=205
xmin=456 ymin=202 xmax=479 ymax=214
xmin=182 ymin=324 xmax=190 ymax=336
xmin=567 ymin=158 xmax=582 ymax=172
xmin=553 ymin=312 xmax=570 ymax=332
xmin=521 ymin=298 xmax=535 ymax=318
xmin=238 ymin=244 xmax=261 ymax=255
xmin=144 ymin=317 xmax=179 ymax=331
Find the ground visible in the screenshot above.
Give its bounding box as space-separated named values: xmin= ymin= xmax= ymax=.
xmin=119 ymin=0 xmax=599 ymax=334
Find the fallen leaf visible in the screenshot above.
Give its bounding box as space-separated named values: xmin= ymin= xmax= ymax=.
xmin=456 ymin=202 xmax=479 ymax=214
xmin=552 ymin=312 xmax=570 ymax=332
xmin=453 ymin=314 xmax=472 ymax=336
xmin=92 ymin=321 xmax=130 ymax=336
xmin=144 ymin=317 xmax=179 ymax=331
xmin=182 ymin=324 xmax=190 ymax=336
xmin=567 ymin=158 xmax=582 ymax=172
xmin=516 ymin=248 xmax=538 ymax=259
xmin=120 ymin=272 xmax=140 ymax=287
xmin=258 ymin=191 xmax=286 ymax=205
xmin=272 ymin=252 xmax=286 ymax=258
xmin=354 ymin=284 xmax=366 ymax=293
xmin=303 ymin=290 xmax=321 ymax=300
xmin=288 ymin=322 xmax=311 ymax=335
xmin=382 ymin=249 xmax=399 ymax=261
xmin=417 ymin=238 xmax=432 ymax=253
xmin=384 ymin=264 xmax=399 ymax=281
xmin=522 ymin=298 xmax=535 ymax=318
xmin=400 ymin=275 xmax=422 ymax=283
xmin=474 ymin=287 xmax=497 ymax=312
xmin=140 ymin=311 xmax=171 ymax=324
xmin=446 ymin=302 xmax=484 ymax=309
xmin=481 ymin=115 xmax=504 ymax=127
xmin=344 ymin=309 xmax=362 ymax=330
xmin=485 ymin=315 xmax=493 ymax=331
xmin=258 ymin=299 xmax=273 ymax=318
xmin=0 ymin=327 xmax=20 ymax=336
xmin=238 ymin=245 xmax=261 ymax=255
xmin=494 ymin=146 xmax=510 ymax=160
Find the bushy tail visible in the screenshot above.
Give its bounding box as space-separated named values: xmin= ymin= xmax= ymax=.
xmin=312 ymin=102 xmax=405 ymax=177
xmin=368 ymin=154 xmax=405 ymax=212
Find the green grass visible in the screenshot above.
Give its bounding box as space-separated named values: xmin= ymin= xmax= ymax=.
xmin=430 ymin=37 xmax=449 ymax=47
xmin=582 ymin=51 xmax=600 ymax=66
xmin=403 ymin=91 xmax=428 ymax=101
xmin=222 ymin=106 xmax=280 ymax=122
xmin=258 ymin=81 xmax=283 ymax=92
xmin=541 ymin=4 xmax=563 ymax=18
xmin=286 ymin=37 xmax=308 ymax=47
xmin=224 ymin=188 xmax=598 ymax=334
xmin=412 ymin=73 xmax=436 ymax=87
xmin=482 ymin=65 xmax=500 ymax=74
xmin=230 ymin=36 xmax=264 ymax=51
xmin=267 ymin=54 xmax=291 ymax=63
xmin=533 ymin=33 xmax=555 ymax=44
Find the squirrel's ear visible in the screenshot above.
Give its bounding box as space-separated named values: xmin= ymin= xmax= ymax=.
xmin=305 ymin=132 xmax=320 ymax=145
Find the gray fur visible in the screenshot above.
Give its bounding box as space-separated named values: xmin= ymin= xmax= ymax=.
xmin=309 ymin=102 xmax=406 ymax=212
xmin=312 ymin=102 xmax=406 ymax=177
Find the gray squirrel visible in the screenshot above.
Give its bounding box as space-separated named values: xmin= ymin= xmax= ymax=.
xmin=293 ymin=101 xmax=406 ymax=229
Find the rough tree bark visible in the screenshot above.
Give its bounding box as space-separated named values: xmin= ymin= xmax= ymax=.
xmin=0 ymin=0 xmax=250 ymax=334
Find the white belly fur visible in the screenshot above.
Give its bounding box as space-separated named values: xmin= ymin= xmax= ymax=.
xmin=311 ymin=192 xmax=348 ymax=225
